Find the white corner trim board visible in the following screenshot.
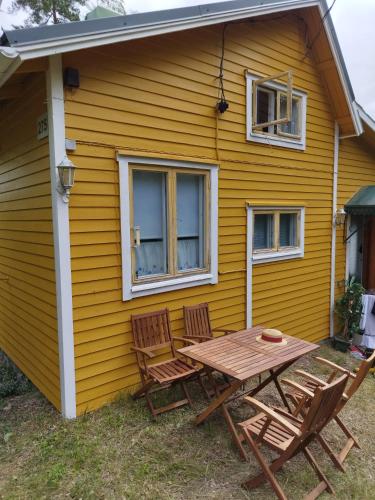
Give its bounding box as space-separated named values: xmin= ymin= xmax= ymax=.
xmin=46 ymin=54 xmax=76 ymax=419
xmin=118 ymin=155 xmax=219 ymax=301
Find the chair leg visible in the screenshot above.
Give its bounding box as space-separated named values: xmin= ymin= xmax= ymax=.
xmin=180 ymin=380 xmax=193 ymax=407
xmin=132 ymin=379 xmax=155 ymax=399
xmin=317 ymin=434 xmax=346 ymax=472
xmin=145 ymin=389 xmax=157 ymax=418
xmin=197 ymin=373 xmax=211 ymax=400
xmin=335 ymin=415 xmax=361 ymax=449
xmin=303 ymin=448 xmax=335 ymax=498
xmin=241 ymin=428 xmax=288 ymax=500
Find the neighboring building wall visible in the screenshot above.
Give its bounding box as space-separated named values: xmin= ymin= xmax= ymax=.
xmin=335 ymin=136 xmax=375 ymax=303
xmin=63 ymin=15 xmax=336 ymax=414
xmin=0 ymin=73 xmax=60 ymax=409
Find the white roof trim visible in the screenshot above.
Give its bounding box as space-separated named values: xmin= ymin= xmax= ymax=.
xmin=316 ymin=3 xmax=362 ymax=135
xmin=356 ymin=104 xmax=375 ymax=134
xmin=0 ymin=47 xmax=21 ymax=88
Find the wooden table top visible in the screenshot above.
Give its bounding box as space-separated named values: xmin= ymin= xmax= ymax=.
xmin=178 ymin=325 xmax=319 ymax=381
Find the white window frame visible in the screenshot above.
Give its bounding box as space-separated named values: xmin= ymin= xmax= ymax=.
xmin=249 ymin=206 xmax=305 ymax=264
xmin=246 ymin=72 xmax=307 ymax=150
xmin=118 ymin=155 xmax=218 ymax=301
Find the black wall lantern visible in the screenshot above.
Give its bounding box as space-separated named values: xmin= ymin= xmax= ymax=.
xmin=63 ymin=67 xmax=80 ymax=88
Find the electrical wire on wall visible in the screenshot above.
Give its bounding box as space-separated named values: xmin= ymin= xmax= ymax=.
xmin=213 ymin=4 xmax=338 ymax=159
xmin=217 ymin=23 xmax=229 ymax=115
xmin=303 ymin=0 xmax=337 ymax=59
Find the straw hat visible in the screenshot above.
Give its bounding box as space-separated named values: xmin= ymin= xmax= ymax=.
xmin=256 ymin=328 xmax=287 ymax=346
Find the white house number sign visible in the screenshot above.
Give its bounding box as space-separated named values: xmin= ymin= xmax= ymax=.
xmin=37 ymin=113 xmax=48 ymax=140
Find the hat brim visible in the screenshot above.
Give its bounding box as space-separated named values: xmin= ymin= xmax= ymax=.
xmin=256 ymin=335 xmax=288 ymax=346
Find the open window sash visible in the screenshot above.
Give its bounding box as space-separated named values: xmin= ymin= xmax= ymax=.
xmin=252 ymin=71 xmax=293 ymax=130
xmin=277 ymin=93 xmax=302 ymax=139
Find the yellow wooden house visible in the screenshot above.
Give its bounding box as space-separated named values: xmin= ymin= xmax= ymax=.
xmin=0 ymin=0 xmax=374 ymax=418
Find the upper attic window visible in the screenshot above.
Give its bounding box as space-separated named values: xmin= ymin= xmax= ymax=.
xmin=246 ymin=71 xmax=307 ymax=150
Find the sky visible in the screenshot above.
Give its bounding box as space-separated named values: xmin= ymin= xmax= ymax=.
xmin=0 ymin=0 xmax=374 ymax=118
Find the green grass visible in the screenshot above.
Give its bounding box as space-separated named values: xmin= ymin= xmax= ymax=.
xmin=0 ymin=344 xmax=374 ymax=499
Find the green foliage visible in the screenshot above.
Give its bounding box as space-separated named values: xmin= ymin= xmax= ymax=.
xmin=88 ymin=0 xmax=126 ymax=15
xmin=10 ymin=0 xmax=87 ymax=27
xmin=0 ymin=350 xmax=33 ymax=399
xmin=335 ymin=276 xmax=365 ymax=340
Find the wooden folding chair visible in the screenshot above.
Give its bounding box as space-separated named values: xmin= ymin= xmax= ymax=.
xmin=238 ymin=373 xmax=349 ymax=500
xmin=183 ymin=303 xmax=236 ymax=396
xmin=183 ymin=303 xmax=236 ymax=343
xmin=131 ymin=309 xmax=199 ymax=417
xmin=285 ymin=351 xmax=375 ymax=471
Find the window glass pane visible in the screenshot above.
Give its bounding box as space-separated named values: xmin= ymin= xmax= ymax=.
xmin=256 ymin=87 xmax=275 ymax=132
xmin=280 ymin=95 xmax=300 ymax=136
xmin=280 ymin=213 xmax=297 ymax=247
xmin=176 ymin=173 xmax=205 ymax=271
xmin=133 ymin=170 xmax=168 ymax=278
xmin=254 ymin=214 xmax=274 ymax=250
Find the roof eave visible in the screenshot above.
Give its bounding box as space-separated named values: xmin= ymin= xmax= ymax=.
xmin=0 ymin=47 xmax=22 ymax=88
xmin=0 ymin=0 xmax=360 ymax=135
xmin=8 ymin=0 xmax=319 ymax=58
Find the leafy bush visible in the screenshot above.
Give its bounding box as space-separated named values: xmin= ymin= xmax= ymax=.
xmin=0 ymin=350 xmax=33 ymax=399
xmin=335 ymin=276 xmax=365 ymax=340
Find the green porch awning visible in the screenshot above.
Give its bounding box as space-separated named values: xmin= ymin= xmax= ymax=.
xmin=345 ymin=186 xmax=375 ymax=216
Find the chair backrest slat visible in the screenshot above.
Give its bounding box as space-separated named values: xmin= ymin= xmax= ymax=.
xmin=184 ymin=303 xmax=212 ymax=339
xmin=131 ymin=309 xmax=172 ymax=349
xmin=300 ymin=373 xmax=349 ymax=436
xmin=345 ymin=350 xmax=375 ymax=400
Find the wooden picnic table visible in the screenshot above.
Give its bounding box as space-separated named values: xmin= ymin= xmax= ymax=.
xmin=178 ymin=325 xmax=319 ymax=460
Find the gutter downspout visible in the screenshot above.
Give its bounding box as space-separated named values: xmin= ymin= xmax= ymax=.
xmin=330 ymin=121 xmax=340 ymax=338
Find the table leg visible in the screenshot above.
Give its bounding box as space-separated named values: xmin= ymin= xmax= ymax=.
xmin=196 ymin=378 xmax=243 ymax=425
xmin=270 ymin=368 xmax=291 ymax=411
xmin=249 ymin=360 xmax=296 ymax=411
xmin=195 ymin=377 xmax=246 ymax=458
xmin=220 ymin=402 xmax=248 ymax=461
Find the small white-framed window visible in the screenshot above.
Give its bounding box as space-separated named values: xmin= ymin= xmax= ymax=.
xmin=118 ymin=156 xmax=218 ymax=300
xmin=250 ymin=206 xmax=305 ymax=263
xmin=246 ymin=72 xmax=307 ymax=150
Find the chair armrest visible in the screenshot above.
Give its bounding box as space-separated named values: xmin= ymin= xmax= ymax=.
xmin=242 ymin=396 xmax=301 ymax=436
xmin=294 ymin=369 xmax=328 ymax=387
xmin=131 ymin=346 xmax=155 ymax=358
xmin=171 ymin=336 xmax=198 ymax=346
xmin=183 ymin=335 xmax=212 ymax=342
xmin=272 ymin=406 xmax=303 ymax=423
xmin=281 ymin=378 xmax=315 ymax=398
xmin=212 ymin=328 xmax=236 ymax=335
xmin=314 ymin=357 xmax=356 ymax=379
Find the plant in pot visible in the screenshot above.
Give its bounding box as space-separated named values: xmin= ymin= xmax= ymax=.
xmin=334 ymin=277 xmax=365 ymax=352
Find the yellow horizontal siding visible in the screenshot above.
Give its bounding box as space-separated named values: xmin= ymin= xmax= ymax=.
xmin=0 ymin=74 xmax=60 ymax=410
xmin=64 ymin=16 xmax=336 ymax=415
xmin=335 ymin=137 xmax=375 ymax=309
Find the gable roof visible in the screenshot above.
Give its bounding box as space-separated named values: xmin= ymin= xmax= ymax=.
xmin=0 ymin=0 xmax=362 ymax=135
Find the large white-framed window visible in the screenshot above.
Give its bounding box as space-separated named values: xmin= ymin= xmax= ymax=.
xmin=118 ymin=156 xmax=218 ymax=300
xmin=246 ymin=72 xmax=307 ymax=150
xmin=249 ymin=206 xmax=305 ymax=264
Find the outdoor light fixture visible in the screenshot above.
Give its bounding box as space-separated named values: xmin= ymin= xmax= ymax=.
xmin=334 ymin=208 xmax=346 ymax=226
xmin=57 ymin=156 xmax=76 ymax=203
